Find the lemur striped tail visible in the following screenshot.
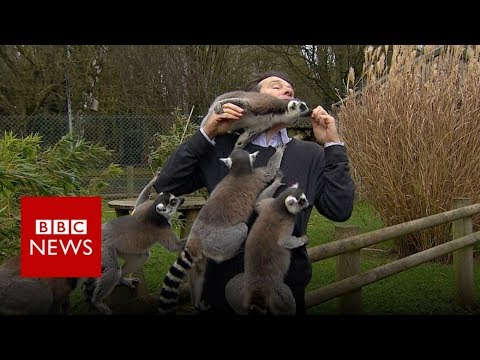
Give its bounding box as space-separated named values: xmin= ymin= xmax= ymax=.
xmin=158 ymin=249 xmax=194 ymax=314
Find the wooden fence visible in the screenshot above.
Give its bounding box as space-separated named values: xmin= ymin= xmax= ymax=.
xmin=305 ymin=197 xmax=480 ymax=314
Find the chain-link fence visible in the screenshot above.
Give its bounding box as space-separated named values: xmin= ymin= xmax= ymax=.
xmin=1 ymin=114 xmax=312 ymax=199
xmin=0 ymin=113 xmax=188 ymax=198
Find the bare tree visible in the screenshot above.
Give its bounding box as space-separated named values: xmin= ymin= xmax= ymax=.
xmin=0 ymin=45 xmax=65 ymax=116
xmin=1 ymin=45 xmax=367 ymax=118
xmin=259 ymin=45 xmax=367 ymax=109
xmin=82 ymin=45 xmax=108 ymax=112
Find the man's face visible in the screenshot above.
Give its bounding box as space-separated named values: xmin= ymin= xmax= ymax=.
xmin=258 ymin=76 xmax=294 ymax=100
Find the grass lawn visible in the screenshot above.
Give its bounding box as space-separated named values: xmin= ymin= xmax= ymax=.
xmin=70 ymin=199 xmax=480 ymax=315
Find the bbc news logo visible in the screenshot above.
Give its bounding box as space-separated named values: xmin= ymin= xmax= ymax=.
xmin=33 ymin=220 xmax=92 ymax=255
xmin=21 ymin=196 xmax=102 ymax=277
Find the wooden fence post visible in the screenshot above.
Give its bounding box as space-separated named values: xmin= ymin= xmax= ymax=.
xmin=335 ymin=224 xmax=361 ymax=314
xmin=452 ymin=197 xmax=475 ymax=308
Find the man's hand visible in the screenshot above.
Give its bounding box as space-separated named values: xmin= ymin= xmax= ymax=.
xmin=202 ymin=103 xmax=244 ymax=139
xmin=311 ymin=106 xmax=341 ymax=145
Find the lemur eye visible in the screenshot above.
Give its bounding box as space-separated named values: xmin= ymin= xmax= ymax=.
xmin=170 ymin=198 xmax=177 ymax=206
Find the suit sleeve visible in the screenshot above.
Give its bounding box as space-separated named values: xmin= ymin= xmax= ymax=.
xmin=152 ymin=130 xmax=213 ymax=196
xmin=314 ymin=145 xmax=355 ymax=222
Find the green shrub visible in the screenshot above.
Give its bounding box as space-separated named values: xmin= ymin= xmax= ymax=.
xmin=148 ymin=108 xmax=199 ymax=170
xmin=0 ymin=131 xmax=122 ymax=262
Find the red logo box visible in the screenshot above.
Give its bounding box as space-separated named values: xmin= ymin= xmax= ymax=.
xmin=20 ymin=196 xmax=102 ymax=278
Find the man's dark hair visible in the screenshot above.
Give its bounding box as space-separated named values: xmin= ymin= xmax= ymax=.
xmin=244 ymin=71 xmax=294 ymax=92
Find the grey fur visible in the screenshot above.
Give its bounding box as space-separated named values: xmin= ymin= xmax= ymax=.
xmin=0 ymin=255 xmax=79 ymax=315
xmin=200 ymin=91 xmax=311 ymax=149
xmin=225 ymin=185 xmax=310 ymax=315
xmin=225 ymin=273 xmax=295 ymax=315
xmin=158 ymin=145 xmax=286 ymax=314
xmin=84 ymin=179 xmax=185 ymax=315
xmin=133 ymin=171 xmax=160 ymax=210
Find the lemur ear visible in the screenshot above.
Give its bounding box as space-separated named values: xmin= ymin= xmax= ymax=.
xmin=290 ymin=182 xmax=299 ymax=189
xmin=219 ymin=157 xmax=232 ymax=168
xmin=249 ymin=151 xmax=259 ymax=166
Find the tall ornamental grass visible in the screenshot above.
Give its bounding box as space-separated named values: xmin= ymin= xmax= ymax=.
xmin=338 ymin=45 xmax=480 ymax=261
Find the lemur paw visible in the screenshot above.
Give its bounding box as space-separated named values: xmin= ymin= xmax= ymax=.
xmin=248 ymin=304 xmax=268 ymax=315
xmin=214 ymin=103 xmax=224 ymax=114
xmin=195 ymin=299 xmax=212 ymax=312
xmin=275 ymin=143 xmax=287 ymax=153
xmin=299 ymin=235 xmax=309 ymax=246
xmin=120 ymin=277 xmax=140 ymax=288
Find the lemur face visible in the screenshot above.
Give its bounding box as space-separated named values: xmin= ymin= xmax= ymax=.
xmin=284 ymin=189 xmax=309 ymax=215
xmin=287 ymin=100 xmax=312 ymax=117
xmin=155 ymin=192 xmax=185 ymax=215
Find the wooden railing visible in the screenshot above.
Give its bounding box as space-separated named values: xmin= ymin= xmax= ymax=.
xmin=305 ymin=197 xmax=480 ymax=313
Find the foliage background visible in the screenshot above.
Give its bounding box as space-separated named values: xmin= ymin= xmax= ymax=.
xmin=0 ymin=132 xmax=121 ymax=262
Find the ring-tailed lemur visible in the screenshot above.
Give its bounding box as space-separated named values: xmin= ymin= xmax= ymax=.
xmin=82 ymin=176 xmax=186 ymax=315
xmin=158 ymin=146 xmax=287 ymax=314
xmin=225 ymin=184 xmax=310 ymax=315
xmin=0 ymin=255 xmax=80 ymax=315
xmin=201 ymin=91 xmax=311 ymax=149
